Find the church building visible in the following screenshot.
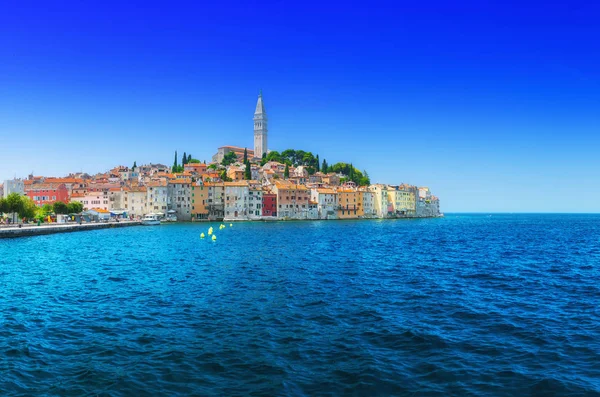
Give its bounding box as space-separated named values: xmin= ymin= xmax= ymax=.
xmin=212 ymin=92 xmax=269 ymax=163
xmin=253 ymin=91 xmax=268 ymax=159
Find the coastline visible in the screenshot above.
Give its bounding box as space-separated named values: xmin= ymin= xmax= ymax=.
xmin=0 ymin=215 xmax=443 ymax=239
xmin=0 ymin=220 xmax=141 ymax=239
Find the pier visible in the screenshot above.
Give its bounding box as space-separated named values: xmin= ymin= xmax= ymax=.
xmin=0 ymin=220 xmax=141 ymax=239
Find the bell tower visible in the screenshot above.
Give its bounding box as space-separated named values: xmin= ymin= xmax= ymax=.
xmin=253 ymin=91 xmax=268 ymax=158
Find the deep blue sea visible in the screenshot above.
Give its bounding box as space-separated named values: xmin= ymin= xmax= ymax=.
xmin=1 ymin=214 xmax=599 ymax=396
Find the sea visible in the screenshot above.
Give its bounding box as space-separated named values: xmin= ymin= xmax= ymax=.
xmin=0 ymin=214 xmax=599 ymax=396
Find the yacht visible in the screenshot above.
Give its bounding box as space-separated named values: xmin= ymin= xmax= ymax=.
xmin=141 ymin=213 xmax=161 ymax=226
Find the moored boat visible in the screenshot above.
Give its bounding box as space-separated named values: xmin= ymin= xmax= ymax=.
xmin=141 ymin=213 xmax=161 ymax=225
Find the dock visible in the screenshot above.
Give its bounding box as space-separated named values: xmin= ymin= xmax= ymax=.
xmin=0 ymin=221 xmax=141 ymax=239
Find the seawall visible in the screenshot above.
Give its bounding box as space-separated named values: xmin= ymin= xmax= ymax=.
xmin=0 ymin=221 xmax=141 ymax=239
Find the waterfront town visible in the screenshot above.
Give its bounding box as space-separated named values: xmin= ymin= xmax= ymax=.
xmin=0 ymin=93 xmax=440 ymax=224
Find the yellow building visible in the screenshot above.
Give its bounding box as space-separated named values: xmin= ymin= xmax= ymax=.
xmin=226 ymin=166 xmax=245 ymax=181
xmin=387 ymin=184 xmax=417 ymax=216
xmin=336 ymin=189 xmax=363 ymax=219
xmin=191 ymin=182 xmax=210 ymax=220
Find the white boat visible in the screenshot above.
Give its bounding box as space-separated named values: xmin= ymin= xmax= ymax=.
xmin=141 ymin=213 xmax=161 ymax=226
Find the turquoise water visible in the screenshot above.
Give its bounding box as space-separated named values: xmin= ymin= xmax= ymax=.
xmin=1 ymin=214 xmax=599 ymax=396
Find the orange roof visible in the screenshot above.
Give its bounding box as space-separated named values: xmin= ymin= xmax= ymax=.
xmin=146 ymin=181 xmax=167 ymax=187
xmin=316 ymin=188 xmax=337 ymax=194
xmin=224 ymin=181 xmax=249 ymax=187
xmin=45 ymin=178 xmax=83 ymax=184
xmin=169 ymin=178 xmax=192 ymax=184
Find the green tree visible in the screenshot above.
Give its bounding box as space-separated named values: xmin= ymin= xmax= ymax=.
xmin=245 ymin=161 xmax=251 ymax=180
xmin=41 ymin=203 xmax=53 ymax=214
xmin=172 ymin=150 xmax=178 ymax=172
xmin=316 ymin=154 xmax=320 ymax=172
xmin=294 ymin=150 xmax=306 ymax=165
xmin=243 ymin=148 xmax=248 ymax=164
xmin=5 ymin=193 xmax=24 ymax=223
xmin=322 ymin=159 xmax=328 ymax=173
xmin=281 ymin=149 xmax=295 ymax=164
xmin=219 ymin=170 xmax=232 ymax=182
xmin=261 ymin=153 xmax=267 ymax=166
xmin=188 ymin=154 xmax=192 ymax=163
xmin=266 ymin=151 xmax=283 ymax=163
xmin=0 ymin=197 xmax=7 ymax=215
xmin=221 ymin=151 xmax=238 ymax=166
xmin=67 ymin=201 xmax=84 ymax=214
xmin=182 ymin=152 xmax=187 ymax=166
xmin=132 ymin=161 xmax=137 ymax=169
xmin=35 ymin=206 xmax=46 ymax=222
xmin=359 ymin=170 xmax=370 ymax=186
xmin=53 ymin=201 xmax=69 ymax=214
xmin=19 ymin=197 xmax=37 ymax=220
xmin=207 ymin=163 xmax=218 ymax=170
xmin=188 ymin=158 xmax=200 ymax=164
xmin=284 ymin=164 xmax=290 ymax=179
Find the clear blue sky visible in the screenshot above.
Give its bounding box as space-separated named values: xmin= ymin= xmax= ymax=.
xmin=1 ymin=1 xmax=599 ymax=212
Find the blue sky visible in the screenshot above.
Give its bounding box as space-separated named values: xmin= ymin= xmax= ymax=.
xmin=1 ymin=1 xmax=599 ymax=212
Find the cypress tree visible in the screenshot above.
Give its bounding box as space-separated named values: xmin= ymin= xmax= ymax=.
xmin=245 ymin=161 xmax=251 ymax=180
xmin=173 ymin=150 xmax=178 ymax=172
xmin=182 ymin=152 xmax=187 ymax=165
xmin=322 ymin=159 xmax=328 ymax=174
xmin=243 ymin=148 xmax=248 ymax=164
xmin=284 ymin=164 xmax=290 ymax=179
xmin=315 ymin=154 xmax=320 ymax=172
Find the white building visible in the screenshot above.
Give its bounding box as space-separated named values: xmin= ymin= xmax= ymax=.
xmin=146 ymin=181 xmax=169 ymax=214
xmin=310 ymin=188 xmax=338 ymax=219
xmin=168 ymin=179 xmax=192 ymax=221
xmin=362 ymin=189 xmax=375 ymax=218
xmin=108 ymin=188 xmax=126 ymax=212
xmin=248 ymin=182 xmax=263 ymax=219
xmin=224 ymin=181 xmax=250 ymax=220
xmin=370 ymin=184 xmax=391 ymax=218
xmin=124 ymin=186 xmax=148 ymax=217
xmin=253 ymin=91 xmax=268 ymax=159
xmin=3 ymin=179 xmax=24 ymax=198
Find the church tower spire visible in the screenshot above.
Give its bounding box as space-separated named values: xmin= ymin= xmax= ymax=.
xmin=253 ymin=91 xmax=268 ymax=158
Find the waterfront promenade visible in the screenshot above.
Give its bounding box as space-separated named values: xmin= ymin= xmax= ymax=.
xmin=0 ymin=220 xmax=141 ymax=239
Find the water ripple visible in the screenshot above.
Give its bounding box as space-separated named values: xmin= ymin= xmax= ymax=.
xmin=0 ymin=214 xmax=599 ymax=395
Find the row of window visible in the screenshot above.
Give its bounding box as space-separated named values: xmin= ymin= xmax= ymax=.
xmin=32 ymin=196 xmax=56 ymax=201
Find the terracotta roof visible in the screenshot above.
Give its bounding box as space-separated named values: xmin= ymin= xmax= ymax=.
xmin=316 ymin=188 xmax=337 ymax=194
xmin=26 ymin=183 xmax=66 ymax=191
xmin=224 ymin=181 xmax=249 ymax=187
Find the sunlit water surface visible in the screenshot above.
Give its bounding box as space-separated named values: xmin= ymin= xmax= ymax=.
xmin=1 ymin=214 xmax=599 ymax=396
